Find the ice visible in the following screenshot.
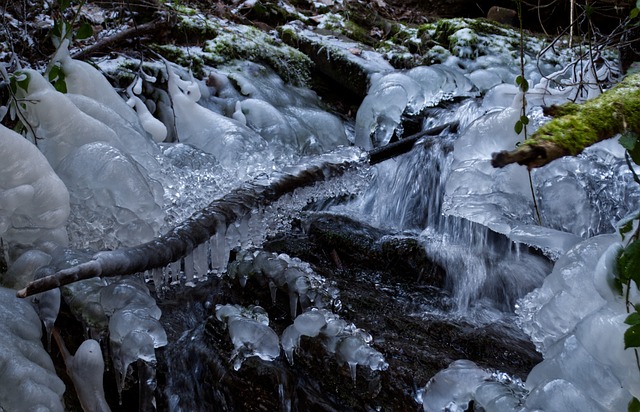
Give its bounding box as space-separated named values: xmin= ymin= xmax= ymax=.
xmin=0 ymin=287 xmax=65 ymax=411
xmin=14 ymin=69 xmax=164 ymax=249
xmin=109 ymin=307 xmax=168 ymax=390
xmin=0 ymin=123 xmax=70 ymax=254
xmin=66 ymin=339 xmax=111 ymax=412
xmin=293 ymin=310 xmax=326 ymax=337
xmin=99 ymin=278 xmax=161 ymax=319
xmin=126 ymin=82 xmax=168 ymax=143
xmin=524 ymin=380 xmax=609 ymax=412
xmin=56 ymin=141 xmax=164 ymax=247
xmin=1 ymin=249 xmax=52 ymax=288
xmin=516 ymin=234 xmax=618 ymax=352
xmin=215 ymin=304 xmax=280 ymax=370
xmin=421 ymin=360 xmax=491 ymax=412
xmin=228 ymin=317 xmax=280 ymax=369
xmin=355 ymin=65 xmax=476 ymax=149
xmin=54 ymin=39 xmax=141 ymax=127
xmin=31 ymin=287 xmax=61 ymax=349
xmin=236 ymin=98 xmax=297 ymax=146
xmin=525 ymin=335 xmax=628 ymax=411
xmin=206 ymin=61 xmax=349 ymax=155
xmin=166 ymin=63 xmax=273 ymax=180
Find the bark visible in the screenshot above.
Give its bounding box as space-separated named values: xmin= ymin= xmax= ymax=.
xmin=492 ymin=71 xmax=640 ymax=169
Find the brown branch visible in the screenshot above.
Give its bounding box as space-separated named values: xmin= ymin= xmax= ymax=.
xmin=72 ymin=18 xmax=170 ymax=60
xmin=17 ymin=149 xmax=365 ymax=298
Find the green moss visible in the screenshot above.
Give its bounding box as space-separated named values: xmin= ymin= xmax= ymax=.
xmin=524 ymin=72 xmax=640 ymax=155
xmin=344 ymin=20 xmax=374 ymax=45
xmin=151 ymin=44 xmax=206 ymax=77
xmin=203 ymin=28 xmax=312 ymax=85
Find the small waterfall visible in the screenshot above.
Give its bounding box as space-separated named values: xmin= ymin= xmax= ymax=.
xmin=350 ymin=103 xmax=551 ymax=315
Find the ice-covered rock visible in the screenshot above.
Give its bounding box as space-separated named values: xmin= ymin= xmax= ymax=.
xmin=126 ymin=78 xmax=168 ymax=143
xmin=0 ymin=123 xmax=70 ymax=255
xmin=422 ymin=231 xmax=638 ymax=411
xmin=54 ymin=39 xmax=142 ymax=127
xmin=15 ymin=69 xmax=164 ymax=249
xmin=0 ymin=287 xmax=65 ymax=411
xmin=167 ymin=64 xmax=273 ymax=180
xmin=206 ymin=62 xmax=349 ymax=154
xmin=355 ymin=64 xmax=476 ymax=149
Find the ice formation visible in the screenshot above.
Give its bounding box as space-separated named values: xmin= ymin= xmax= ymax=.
xmin=420 ymin=233 xmax=639 ymax=411
xmin=126 ymin=77 xmax=168 ymax=143
xmin=227 ymin=250 xmax=341 ymax=318
xmin=0 ymin=123 xmax=70 ymax=256
xmin=104 ymin=277 xmax=167 ymax=392
xmin=215 ymin=304 xmax=280 ymax=370
xmin=355 ymin=64 xmax=476 ymax=149
xmin=206 ymin=61 xmax=350 ymax=155
xmin=226 ymin=250 xmax=387 ymax=380
xmin=62 ymin=275 xmax=166 ymax=396
xmin=166 ymin=63 xmax=272 ymax=179
xmin=62 ymin=339 xmax=111 ymax=412
xmin=0 ymin=287 xmax=65 ymax=411
xmin=54 ymin=39 xmax=142 ymax=127
xmin=14 ymin=69 xmax=164 ymax=249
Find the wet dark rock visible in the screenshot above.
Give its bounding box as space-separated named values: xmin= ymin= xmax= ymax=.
xmin=146 ymin=213 xmax=541 ymax=410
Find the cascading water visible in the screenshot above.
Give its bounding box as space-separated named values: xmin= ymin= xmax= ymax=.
xmin=2 ymin=7 xmax=640 ymax=411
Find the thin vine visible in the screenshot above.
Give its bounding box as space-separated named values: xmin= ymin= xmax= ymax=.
xmin=514 ymin=0 xmax=542 ymax=225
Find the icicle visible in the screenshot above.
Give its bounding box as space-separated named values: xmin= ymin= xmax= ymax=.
xmin=237 ymin=212 xmax=252 ymax=249
xmin=152 ymin=267 xmax=164 ymax=297
xmin=210 ymin=221 xmax=230 ymax=274
xmin=183 ymin=253 xmax=195 ymax=287
xmin=193 ymin=242 xmax=208 ymax=279
xmin=169 ymin=260 xmax=181 ymax=285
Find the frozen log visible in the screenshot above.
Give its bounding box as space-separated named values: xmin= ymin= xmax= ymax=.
xmin=17 ymin=148 xmax=366 ymax=298
xmin=491 ymin=72 xmax=640 ymax=169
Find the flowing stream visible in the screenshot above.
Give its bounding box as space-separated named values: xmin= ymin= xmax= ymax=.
xmin=1 ymin=14 xmax=639 ymax=412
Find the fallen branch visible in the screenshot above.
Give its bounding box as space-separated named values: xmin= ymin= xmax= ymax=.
xmin=491 ymin=72 xmax=640 ymax=169
xmin=72 ymin=18 xmax=170 ymax=60
xmin=368 ymin=121 xmax=458 ymax=165
xmin=17 ymin=149 xmax=364 ymax=297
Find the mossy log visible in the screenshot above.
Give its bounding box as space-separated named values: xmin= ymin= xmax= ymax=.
xmin=492 ymin=72 xmax=640 ymax=169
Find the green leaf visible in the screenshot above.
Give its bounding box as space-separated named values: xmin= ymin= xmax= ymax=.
xmin=620 ymin=132 xmax=638 ymax=151
xmin=625 ymin=324 xmax=640 ymax=348
xmin=515 ymin=75 xmax=523 ymax=86
xmin=520 ymin=115 xmax=529 ymax=125
xmin=53 ymin=77 xmax=67 ymax=93
xmin=14 ymin=72 xmax=30 ymax=92
xmin=630 ymin=397 xmax=640 ymax=412
xmin=514 ymin=120 xmax=523 ymax=135
xmin=626 ymin=312 xmax=640 ymax=326
xmin=48 ymin=64 xmax=61 ymax=82
xmin=521 ymin=78 xmax=529 ymax=92
xmin=618 ymin=209 xmax=640 ymax=240
xmin=58 ymin=0 xmax=71 ymax=10
xmin=75 ymin=22 xmax=93 ymax=40
xmin=632 ymin=8 xmax=639 ymax=19
xmin=618 ymin=239 xmax=640 ymax=286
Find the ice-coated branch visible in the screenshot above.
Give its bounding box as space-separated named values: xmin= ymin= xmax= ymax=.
xmin=491 ymin=72 xmax=640 ymax=169
xmin=368 ymin=121 xmax=458 ymax=165
xmin=17 ymin=149 xmax=365 ymax=298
